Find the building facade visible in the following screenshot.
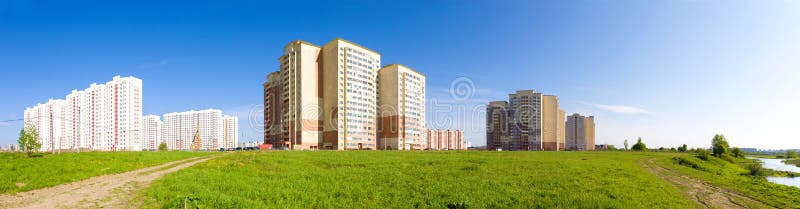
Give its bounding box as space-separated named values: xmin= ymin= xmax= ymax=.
xmin=322 ymin=38 xmax=382 ymax=150
xmin=263 ymin=71 xmax=283 ymax=147
xmin=426 ymin=129 xmax=466 ymax=150
xmin=377 ymin=64 xmax=426 ymax=150
xmin=566 ymin=113 xmax=596 ymax=150
xmin=279 ymin=40 xmax=324 ymax=150
xmin=24 ymin=76 xmax=143 ymax=152
xmin=162 ymin=109 xmax=238 ymax=151
xmin=141 ymin=115 xmax=162 ymax=151
xmin=486 ymin=90 xmax=565 ymax=151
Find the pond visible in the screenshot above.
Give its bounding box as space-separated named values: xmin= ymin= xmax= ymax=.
xmin=749 ymin=157 xmax=800 ymax=188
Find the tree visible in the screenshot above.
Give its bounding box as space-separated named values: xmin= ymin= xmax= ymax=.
xmin=631 ymin=137 xmax=647 ymax=151
xmin=624 ymin=139 xmax=629 ymax=151
xmin=731 ymin=147 xmax=744 ymax=158
xmin=711 ymin=134 xmax=730 ymax=157
xmin=787 ymin=150 xmax=798 ymax=159
xmin=158 ymin=142 xmax=168 ymax=151
xmin=607 ymin=145 xmax=618 ymax=151
xmin=18 ymin=123 xmax=42 ymax=157
xmin=678 ymin=144 xmax=688 ymax=152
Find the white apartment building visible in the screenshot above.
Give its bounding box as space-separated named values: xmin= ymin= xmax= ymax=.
xmin=161 ymin=109 xmax=238 ymax=151
xmin=24 ymin=76 xmax=143 ymax=152
xmin=141 ymin=115 xmax=162 ymax=151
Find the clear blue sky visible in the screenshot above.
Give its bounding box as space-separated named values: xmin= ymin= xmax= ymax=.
xmin=1 ymin=0 xmax=799 ymax=149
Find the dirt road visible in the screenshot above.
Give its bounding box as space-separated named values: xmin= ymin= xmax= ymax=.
xmin=0 ymin=156 xmax=216 ymax=209
xmin=640 ymin=158 xmax=772 ymax=209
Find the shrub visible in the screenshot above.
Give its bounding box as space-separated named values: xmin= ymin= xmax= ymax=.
xmin=745 ymin=163 xmax=767 ymax=176
xmin=631 ymin=138 xmax=647 ymax=151
xmin=731 ymin=147 xmax=744 ymax=158
xmin=697 ymin=149 xmax=711 ymax=161
xmin=720 ymin=154 xmax=736 ymax=163
xmin=787 ymin=150 xmax=798 ymax=159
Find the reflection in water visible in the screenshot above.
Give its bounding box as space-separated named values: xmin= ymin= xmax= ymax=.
xmin=749 ymin=157 xmax=800 ymax=188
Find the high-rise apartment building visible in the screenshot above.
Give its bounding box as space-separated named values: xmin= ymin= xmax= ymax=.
xmin=279 ymin=40 xmax=324 ymax=150
xmin=566 ymin=113 xmax=596 ymax=150
xmin=24 ymin=76 xmax=143 ymax=152
xmin=486 ymin=101 xmax=509 ymax=151
xmin=162 ymin=109 xmax=238 ymax=151
xmin=425 ymin=129 xmax=466 ymax=150
xmin=263 ymin=71 xmax=283 ymax=147
xmin=377 ymin=64 xmax=426 ymax=150
xmin=486 ymin=90 xmax=565 ymax=151
xmin=222 ymin=115 xmax=239 ymax=150
xmin=322 ymin=38 xmax=382 ymax=150
xmin=141 ymin=115 xmax=162 ymax=151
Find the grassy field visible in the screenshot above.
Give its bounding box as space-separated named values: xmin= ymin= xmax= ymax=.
xmin=661 ymin=154 xmax=800 ymax=208
xmin=140 ymin=151 xmax=699 ymax=208
xmin=0 ymin=151 xmax=216 ymax=193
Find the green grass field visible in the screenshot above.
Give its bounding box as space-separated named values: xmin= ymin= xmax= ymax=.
xmin=140 ymin=151 xmax=701 ymax=209
xmin=0 ymin=151 xmax=216 ymax=194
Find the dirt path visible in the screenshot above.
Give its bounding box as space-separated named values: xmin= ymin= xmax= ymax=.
xmin=640 ymin=158 xmax=771 ymax=209
xmin=0 ymin=155 xmax=216 ymax=209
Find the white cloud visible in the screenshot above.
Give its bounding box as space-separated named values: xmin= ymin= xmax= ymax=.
xmin=584 ymin=102 xmax=649 ymax=114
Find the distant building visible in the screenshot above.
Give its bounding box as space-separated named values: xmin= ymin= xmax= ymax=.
xmin=377 ymin=64 xmax=426 ymax=150
xmin=162 ymin=109 xmax=238 ymax=151
xmin=566 ymin=114 xmax=595 ymax=151
xmin=24 ymin=76 xmax=143 ymax=152
xmin=141 ymin=115 xmax=162 ymax=151
xmin=426 ymin=129 xmax=466 ymax=150
xmin=486 ymin=90 xmax=565 ymax=151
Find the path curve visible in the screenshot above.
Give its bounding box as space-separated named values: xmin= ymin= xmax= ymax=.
xmin=0 ymin=155 xmax=217 ymax=209
xmin=640 ymin=158 xmax=771 ymax=209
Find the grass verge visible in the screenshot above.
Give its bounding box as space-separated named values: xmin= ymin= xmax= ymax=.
xmin=141 ymin=151 xmax=696 ymax=209
xmin=0 ymin=151 xmax=217 ymax=193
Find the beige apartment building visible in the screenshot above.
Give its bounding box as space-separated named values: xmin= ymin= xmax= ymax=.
xmin=279 ymin=40 xmax=324 ymax=150
xmin=487 ymin=90 xmax=565 ymax=151
xmin=566 ymin=113 xmax=595 ymax=150
xmin=377 ymin=64 xmax=426 ymax=150
xmin=321 ymin=38 xmax=382 ymax=150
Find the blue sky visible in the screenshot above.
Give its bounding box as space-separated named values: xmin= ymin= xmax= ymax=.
xmin=1 ymin=0 xmax=799 ymax=149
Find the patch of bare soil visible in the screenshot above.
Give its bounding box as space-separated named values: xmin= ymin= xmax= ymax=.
xmin=640 ymin=158 xmax=772 ymax=209
xmin=0 ymin=156 xmax=216 ymax=209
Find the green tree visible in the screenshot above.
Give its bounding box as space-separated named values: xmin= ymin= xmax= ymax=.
xmin=631 ymin=137 xmax=647 ymax=151
xmin=607 ymin=145 xmax=618 ymax=151
xmin=678 ymin=144 xmax=688 ymax=152
xmin=787 ymin=150 xmax=798 ymax=159
xmin=731 ymin=147 xmax=744 ymax=158
xmin=697 ymin=149 xmax=711 ymax=160
xmin=624 ymin=139 xmax=629 ymax=151
xmin=711 ymin=134 xmax=730 ymax=157
xmin=18 ymin=123 xmax=42 ymax=157
xmin=158 ymin=142 xmax=168 ymax=151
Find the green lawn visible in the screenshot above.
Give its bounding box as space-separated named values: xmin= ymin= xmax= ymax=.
xmin=140 ymin=151 xmax=698 ymax=209
xmin=0 ymin=151 xmax=216 ymax=193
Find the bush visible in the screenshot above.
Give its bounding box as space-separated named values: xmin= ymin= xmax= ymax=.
xmin=732 ymin=147 xmax=744 ymax=158
xmin=697 ymin=149 xmax=711 ymax=161
xmin=787 ymin=150 xmax=798 ymax=159
xmin=720 ymin=154 xmax=736 ymax=163
xmin=745 ymin=163 xmax=767 ymax=176
xmin=631 ymin=138 xmax=647 ymax=151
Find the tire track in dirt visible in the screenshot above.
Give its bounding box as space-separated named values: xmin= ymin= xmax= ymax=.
xmin=0 ymin=155 xmax=218 ymax=209
xmin=640 ymin=158 xmax=772 ymax=209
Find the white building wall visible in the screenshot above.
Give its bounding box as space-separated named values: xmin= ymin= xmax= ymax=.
xmin=23 ymin=76 xmax=143 ymax=152
xmin=141 ymin=115 xmax=162 ymax=151
xmin=161 ymin=109 xmax=226 ymax=151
